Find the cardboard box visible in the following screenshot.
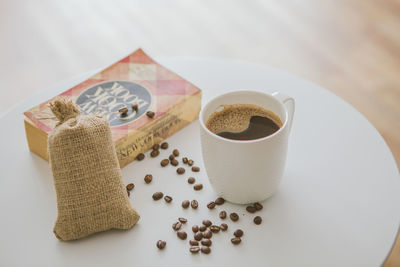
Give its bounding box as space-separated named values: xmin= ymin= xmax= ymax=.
xmin=24 ymin=49 xmax=202 ymax=168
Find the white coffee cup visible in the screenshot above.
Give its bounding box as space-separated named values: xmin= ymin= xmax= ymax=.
xmin=199 ymin=91 xmax=295 ymax=204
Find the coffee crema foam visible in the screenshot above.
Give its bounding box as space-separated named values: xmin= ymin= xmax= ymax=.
xmin=205 ymin=104 xmax=283 ymax=136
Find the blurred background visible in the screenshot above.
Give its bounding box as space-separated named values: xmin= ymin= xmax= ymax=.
xmin=1 ymin=0 xmax=399 ymax=265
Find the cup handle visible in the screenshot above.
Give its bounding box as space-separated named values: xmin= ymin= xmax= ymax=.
xmin=272 ymin=92 xmax=295 ymax=131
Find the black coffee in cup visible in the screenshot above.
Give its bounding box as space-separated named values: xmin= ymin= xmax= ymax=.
xmin=205 ymin=104 xmax=283 ymax=141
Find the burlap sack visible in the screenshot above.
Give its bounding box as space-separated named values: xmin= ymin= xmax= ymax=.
xmin=48 ymin=100 xmax=140 ymax=241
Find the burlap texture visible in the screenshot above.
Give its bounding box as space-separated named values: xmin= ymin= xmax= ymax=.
xmin=48 ymin=100 xmax=140 ymax=241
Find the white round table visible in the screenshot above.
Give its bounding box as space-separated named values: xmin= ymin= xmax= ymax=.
xmin=0 ymin=58 xmax=399 ymax=267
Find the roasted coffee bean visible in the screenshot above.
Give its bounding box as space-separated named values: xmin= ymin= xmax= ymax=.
xmin=136 ymin=153 xmax=145 ymax=161
xmin=182 ymin=200 xmax=190 ymax=209
xmin=171 ymin=159 xmax=179 ymax=166
xmin=153 ymin=144 xmax=160 ymax=150
xmin=182 ymin=157 xmax=188 ymax=164
xmin=164 ymin=195 xmax=173 ymax=203
xmin=127 ymin=190 xmax=130 ymax=197
xmin=144 ymin=174 xmax=153 ymax=184
xmin=230 ymin=213 xmax=239 ymax=222
xmin=215 ymin=197 xmax=225 ymax=205
xmin=150 ymin=149 xmax=160 ymax=157
xmin=152 ymin=192 xmax=163 ymax=200
xmin=254 ymin=202 xmax=263 ymax=211
xmin=131 ymin=103 xmax=138 ymax=111
xmin=169 ymin=154 xmax=175 ymax=161
xmin=189 ymin=240 xmax=199 ymax=246
xmin=234 ymin=229 xmax=244 ymax=237
xmin=210 ymin=225 xmax=220 ymax=233
xmin=160 ymin=142 xmax=169 ymax=149
xmin=207 ymin=201 xmax=216 ymax=209
xmin=190 ymin=246 xmax=200 ymax=253
xmin=119 ymin=107 xmax=129 ymax=115
xmin=199 ymin=225 xmax=207 ymax=232
xmin=194 ymin=232 xmax=203 ymax=241
xmin=187 ymin=177 xmax=195 ymax=184
xmin=177 ymin=167 xmax=185 ymax=174
xmin=201 ymin=239 xmax=212 ymax=247
xmin=192 ymin=166 xmax=200 ymax=172
xmin=146 ymin=111 xmax=155 ymax=118
xmin=219 ymin=210 xmax=227 ymax=219
xmin=191 ymin=200 xmax=198 ymax=209
xmin=246 ymin=205 xmax=257 ymax=213
xmin=192 ymin=225 xmax=199 ymax=233
xmin=126 ymin=183 xmax=134 ymax=191
xmin=201 ymin=246 xmax=211 ymax=254
xmin=177 ymin=231 xmax=187 ymax=240
xmin=203 ymin=230 xmax=212 ymax=239
xmin=160 ymin=159 xmax=169 ymax=167
xmin=156 ymin=240 xmax=166 ymax=249
xmin=173 ymin=149 xmax=180 ymax=157
xmin=202 ymin=220 xmax=212 ymax=227
xmin=254 ymin=216 xmax=262 ymax=225
xmin=178 ymin=217 xmax=187 ymax=224
xmin=193 ymin=184 xmax=203 ymax=191
xmin=220 ymin=223 xmax=228 ymax=231
xmin=188 ymin=160 xmax=194 ymax=166
xmin=231 ymin=237 xmax=241 ymax=245
xmin=172 ymin=222 xmax=182 ymax=231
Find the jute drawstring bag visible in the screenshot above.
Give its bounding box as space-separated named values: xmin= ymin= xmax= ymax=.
xmin=48 ymin=99 xmax=140 ymax=241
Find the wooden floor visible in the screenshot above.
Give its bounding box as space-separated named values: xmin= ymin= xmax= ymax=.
xmin=1 ymin=0 xmax=399 ymax=265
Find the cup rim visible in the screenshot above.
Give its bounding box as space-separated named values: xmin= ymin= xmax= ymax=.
xmin=199 ymin=90 xmax=289 ymax=144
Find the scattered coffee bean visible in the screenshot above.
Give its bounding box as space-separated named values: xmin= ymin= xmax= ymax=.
xmin=201 ymin=246 xmax=211 ymax=254
xmin=194 ymin=232 xmax=203 ymax=241
xmin=234 ymin=229 xmax=244 ymax=237
xmin=152 ymin=192 xmax=163 ymax=200
xmin=220 ymin=223 xmax=228 ymax=231
xmin=177 ymin=231 xmax=187 ymax=240
xmin=254 ymin=216 xmax=262 ymax=225
xmin=192 ymin=225 xmax=199 ymax=233
xmin=177 ymin=167 xmax=185 ymax=174
xmin=160 ymin=142 xmax=168 ymax=149
xmin=182 ymin=157 xmax=188 ymax=164
xmin=150 ymin=149 xmax=160 ymax=157
xmin=231 ymin=237 xmax=241 ymax=245
xmin=156 ymin=240 xmax=166 ymax=249
xmin=188 ymin=160 xmax=194 ymax=166
xmin=210 ymin=225 xmax=220 ymax=233
xmin=194 ymin=184 xmax=203 ymax=191
xmin=119 ymin=107 xmax=129 ymax=115
xmin=172 ymin=221 xmax=182 ymax=231
xmin=144 ymin=174 xmax=153 ymax=184
xmin=254 ymin=202 xmax=263 ymax=211
xmin=153 ymin=143 xmax=160 ymax=150
xmin=172 ymin=149 xmax=180 ymax=157
xmin=191 ymin=200 xmax=198 ymax=209
xmin=201 ymin=239 xmax=212 ymax=247
xmin=187 ymin=177 xmax=195 ymax=184
xmin=192 ymin=166 xmax=200 ymax=172
xmin=160 ymin=159 xmax=169 ymax=167
xmin=178 ymin=217 xmax=187 ymax=224
xmin=189 ymin=240 xmax=199 ymax=246
xmin=230 ymin=213 xmax=239 ymax=222
xmin=202 ymin=220 xmax=212 ymax=227
xmin=126 ymin=183 xmax=134 ymax=191
xmin=203 ymin=230 xmax=212 ymax=239
xmin=169 ymin=154 xmax=175 ymax=161
xmin=164 ymin=195 xmax=173 ymax=203
xmin=136 ymin=153 xmax=145 ymax=161
xmin=146 ymin=111 xmax=155 ymax=118
xmin=190 ymin=246 xmax=200 ymax=254
xmin=182 ymin=200 xmax=190 ymax=209
xmin=131 ymin=103 xmax=138 ymax=111
xmin=246 ymin=205 xmax=257 ymax=213
xmin=199 ymin=225 xmax=207 ymax=232
xmin=171 ymin=159 xmax=179 ymax=166
xmin=215 ymin=197 xmax=225 ymax=205
xmin=207 ymin=201 xmax=216 ymax=209
xmin=219 ymin=210 xmax=227 ymax=219
xmin=127 ymin=190 xmax=130 ymax=197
